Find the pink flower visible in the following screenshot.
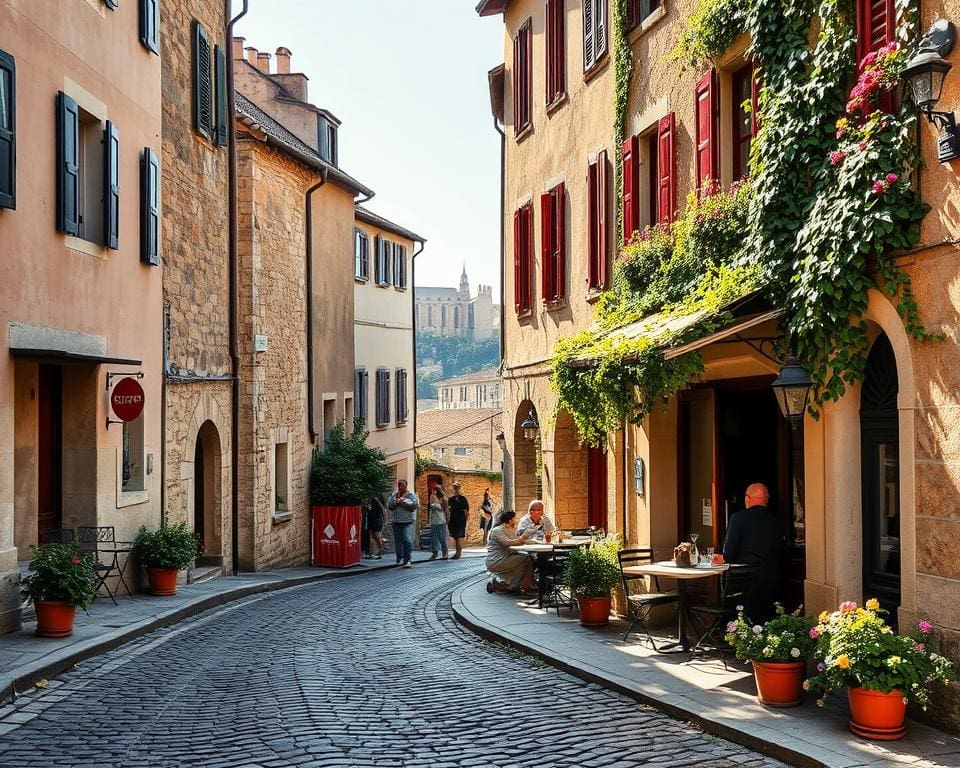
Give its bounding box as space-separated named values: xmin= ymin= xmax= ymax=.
xmin=829 ymin=150 xmax=847 ymax=166
xmin=885 ymin=173 xmax=898 ymax=184
xmin=809 ymin=627 xmax=821 ymax=638
xmin=916 ymin=643 xmax=926 ymax=652
xmin=919 ymin=620 xmax=933 ymax=634
xmin=872 ymin=180 xmax=886 ymax=196
xmin=858 ymin=141 xmax=868 ymax=151
xmin=862 ymin=51 xmax=878 ymax=67
xmin=816 ymin=662 xmax=825 ymax=672
xmin=840 ymin=601 xmax=858 ymax=613
xmin=726 ymin=621 xmax=737 ymax=633
xmin=71 ymin=558 xmax=81 ymax=565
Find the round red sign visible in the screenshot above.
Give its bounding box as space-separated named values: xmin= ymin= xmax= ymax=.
xmin=110 ymin=377 xmax=145 ymax=422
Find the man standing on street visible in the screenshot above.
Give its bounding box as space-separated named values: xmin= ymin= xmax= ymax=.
xmin=388 ymin=479 xmax=419 ymax=568
xmin=447 ymin=482 xmax=469 ymax=559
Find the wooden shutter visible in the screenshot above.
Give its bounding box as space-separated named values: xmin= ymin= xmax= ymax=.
xmin=515 ymin=207 xmax=533 ymax=313
xmin=657 ymin=113 xmax=676 ymax=225
xmin=139 ymin=0 xmax=159 ymax=54
xmin=583 ymin=0 xmax=595 ymax=70
xmin=103 ymin=120 xmax=120 ymax=250
xmin=595 ymin=0 xmax=607 ymax=61
xmin=588 ymin=159 xmax=599 ymax=288
xmin=626 ymin=0 xmax=641 ymax=29
xmin=540 ymin=191 xmax=554 ymax=302
xmin=545 ymin=0 xmax=565 ymax=104
xmin=695 ymin=69 xmax=718 ymax=192
xmin=399 ymin=245 xmax=407 ymax=288
xmin=140 ymin=148 xmax=159 ymax=265
xmin=513 ymin=21 xmax=532 ymax=134
xmin=375 ymin=235 xmax=384 ymax=284
xmin=56 ymin=91 xmax=80 ymax=236
xmin=621 ymin=134 xmax=638 ymax=241
xmin=856 ymin=0 xmax=895 ymax=65
xmin=597 ymin=149 xmax=608 ymax=287
xmin=0 ymin=49 xmax=15 ymax=210
xmin=214 ymin=46 xmax=228 ymax=147
xmin=192 ymin=21 xmax=212 ymax=139
xmin=555 ymin=183 xmax=566 ymax=300
xmin=513 ymin=210 xmax=522 ymax=312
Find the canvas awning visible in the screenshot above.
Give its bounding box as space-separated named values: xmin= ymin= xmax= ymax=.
xmin=9 ymin=348 xmax=142 ymax=366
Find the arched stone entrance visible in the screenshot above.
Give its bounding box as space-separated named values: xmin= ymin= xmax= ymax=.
xmin=513 ymin=400 xmax=541 ymax=510
xmin=193 ymin=420 xmax=223 ymax=564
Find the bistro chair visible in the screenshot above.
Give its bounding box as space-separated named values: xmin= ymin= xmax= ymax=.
xmin=76 ymin=526 xmax=135 ymax=605
xmin=39 ymin=528 xmax=75 ymax=545
xmin=687 ymin=564 xmax=757 ymax=664
xmin=618 ymin=548 xmax=679 ymax=649
xmin=542 ymin=549 xmax=574 ymax=616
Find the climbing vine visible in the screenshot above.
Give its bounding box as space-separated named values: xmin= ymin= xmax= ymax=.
xmin=613 ymin=0 xmax=633 ymax=246
xmin=552 ymin=0 xmax=931 ymax=445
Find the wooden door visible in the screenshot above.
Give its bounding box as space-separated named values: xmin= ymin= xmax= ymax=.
xmin=194 ymin=433 xmax=205 ymax=541
xmin=37 ymin=365 xmax=63 ymax=537
xmin=678 ymin=388 xmax=719 ymax=552
xmin=587 ymin=446 xmax=607 ymax=530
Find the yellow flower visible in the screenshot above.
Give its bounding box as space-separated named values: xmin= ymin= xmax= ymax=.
xmin=819 ymin=611 xmax=830 ymax=623
xmin=836 ymin=654 xmax=851 ymax=669
xmin=866 ymin=598 xmax=880 ymax=611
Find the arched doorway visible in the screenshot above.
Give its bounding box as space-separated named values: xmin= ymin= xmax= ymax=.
xmin=552 ymin=410 xmax=591 ymax=531
xmin=194 ymin=420 xmax=223 ymax=563
xmin=860 ymin=333 xmax=900 ymax=618
xmin=513 ymin=400 xmax=540 ymax=510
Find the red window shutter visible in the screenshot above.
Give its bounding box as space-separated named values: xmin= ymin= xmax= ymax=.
xmin=545 ymin=0 xmax=565 ymax=104
xmin=587 ymin=159 xmax=599 ymax=288
xmin=751 ymin=65 xmax=761 ymax=137
xmin=597 ymin=149 xmax=608 ymax=288
xmin=540 ymin=191 xmax=554 ymax=302
xmin=513 ymin=209 xmax=523 ymax=313
xmin=513 ymin=32 xmax=520 ymax=129
xmin=657 ymin=113 xmax=676 ymax=225
xmin=621 ymin=134 xmax=639 ymax=241
xmin=856 ymin=0 xmax=895 ymax=65
xmin=555 ymin=182 xmax=566 ymax=300
xmin=695 ymin=69 xmax=718 ymax=192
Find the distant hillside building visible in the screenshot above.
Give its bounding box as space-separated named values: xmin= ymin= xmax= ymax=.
xmin=416 ymin=408 xmax=503 ymax=472
xmin=415 ymin=266 xmax=496 ymax=339
xmin=435 ymin=368 xmax=502 ymax=410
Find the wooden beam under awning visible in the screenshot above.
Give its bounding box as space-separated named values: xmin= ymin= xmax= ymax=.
xmin=662 ymin=309 xmax=782 ymax=360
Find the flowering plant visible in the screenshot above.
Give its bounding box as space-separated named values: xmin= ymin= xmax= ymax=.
xmin=20 ymin=542 xmax=96 ymax=609
xmin=725 ymin=603 xmax=816 ymax=664
xmin=804 ymin=600 xmax=955 ymax=708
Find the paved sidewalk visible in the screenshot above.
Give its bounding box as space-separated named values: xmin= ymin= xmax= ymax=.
xmin=452 ymin=574 xmax=960 ymax=768
xmin=0 ymin=551 xmax=432 ymax=702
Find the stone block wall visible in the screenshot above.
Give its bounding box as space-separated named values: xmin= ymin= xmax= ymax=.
xmin=414 ymin=465 xmax=503 ymax=548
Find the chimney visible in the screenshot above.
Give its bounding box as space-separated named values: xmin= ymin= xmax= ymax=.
xmin=245 ymin=46 xmax=258 ymax=66
xmin=275 ymin=47 xmax=292 ymax=74
xmin=232 ymin=36 xmax=245 ymax=61
xmin=256 ymin=51 xmax=272 ymax=74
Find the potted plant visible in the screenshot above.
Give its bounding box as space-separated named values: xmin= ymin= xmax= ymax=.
xmin=20 ymin=543 xmax=96 ymax=637
xmin=804 ymin=599 xmax=955 ymax=740
xmin=132 ymin=524 xmax=201 ymax=596
xmin=725 ymin=603 xmax=816 ymax=707
xmin=310 ymin=419 xmax=391 ymax=568
xmin=563 ymin=537 xmax=621 ymax=627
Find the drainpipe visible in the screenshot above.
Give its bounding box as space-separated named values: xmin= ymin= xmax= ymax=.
xmin=493 ymin=116 xmax=506 ymax=365
xmin=226 ymin=0 xmax=248 ymax=573
xmin=305 ymin=169 xmax=330 ymax=444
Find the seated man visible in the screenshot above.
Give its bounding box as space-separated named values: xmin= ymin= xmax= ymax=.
xmin=723 ymin=482 xmax=785 ymax=622
xmin=516 ymin=499 xmax=556 ymax=541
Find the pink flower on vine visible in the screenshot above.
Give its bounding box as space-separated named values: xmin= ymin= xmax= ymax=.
xmin=919 ymin=620 xmax=933 ymax=634
xmin=872 ymin=180 xmax=887 ymax=196
xmin=829 ymin=150 xmax=846 ymax=166
xmin=816 ymin=662 xmax=825 ymax=672
xmin=885 ymin=173 xmax=898 ymax=184
xmin=809 ymin=627 xmax=821 ymax=638
xmin=916 ymin=642 xmax=926 ymax=652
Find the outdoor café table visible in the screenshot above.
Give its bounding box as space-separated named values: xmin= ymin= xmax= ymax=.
xmin=510 ymin=537 xmax=592 ymax=607
xmin=620 ymin=560 xmax=730 ymax=652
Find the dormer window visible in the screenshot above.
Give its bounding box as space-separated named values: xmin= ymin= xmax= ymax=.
xmin=318 ymin=114 xmax=338 ymax=165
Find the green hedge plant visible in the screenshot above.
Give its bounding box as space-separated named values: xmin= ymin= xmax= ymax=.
xmin=133 ymin=524 xmax=201 ymax=570
xmin=310 ymin=419 xmax=392 ymax=506
xmin=563 ymin=538 xmax=622 ymax=599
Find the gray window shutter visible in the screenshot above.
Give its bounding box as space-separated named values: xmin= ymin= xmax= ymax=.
xmin=104 ymin=0 xmax=119 ymax=9
xmin=0 ymin=49 xmax=15 ymax=210
xmin=139 ymin=0 xmax=159 ymax=54
xmin=192 ymin=21 xmax=212 ymax=139
xmin=140 ymin=148 xmax=160 ymax=265
xmin=56 ymin=91 xmax=80 ymax=235
xmin=103 ymin=121 xmax=120 ymax=250
xmin=595 ymin=0 xmax=607 ymax=60
xmin=214 ymin=45 xmax=228 ymax=147
xmin=583 ymin=0 xmax=595 ymax=70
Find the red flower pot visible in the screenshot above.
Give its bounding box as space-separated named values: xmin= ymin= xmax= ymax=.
xmin=752 ymin=661 xmax=805 ymax=707
xmin=34 ymin=601 xmax=77 ymax=638
xmin=147 ymin=567 xmax=179 ymax=596
xmin=577 ymin=596 xmax=611 ymax=627
xmin=848 ymin=686 xmax=907 ymax=740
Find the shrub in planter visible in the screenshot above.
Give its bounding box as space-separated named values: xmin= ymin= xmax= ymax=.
xmin=133 ymin=524 xmax=201 ymax=596
xmin=20 ymin=543 xmax=96 ymax=637
xmin=563 ymin=538 xmax=622 ymax=627
xmin=804 ymin=599 xmax=955 ymax=739
xmin=725 ymin=603 xmax=816 ymax=707
xmin=310 ymin=419 xmax=392 ymax=507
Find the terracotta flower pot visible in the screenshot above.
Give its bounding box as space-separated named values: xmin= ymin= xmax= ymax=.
xmin=577 ymin=596 xmax=611 ymax=627
xmin=848 ymin=686 xmax=907 ymax=740
xmin=34 ymin=600 xmax=77 ymax=638
xmin=752 ymin=661 xmax=805 ymax=707
xmin=147 ymin=567 xmax=179 ymax=596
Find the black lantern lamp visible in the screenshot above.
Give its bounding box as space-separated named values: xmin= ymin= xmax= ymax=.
xmin=902 ymin=20 xmax=960 ymax=163
xmin=520 ymin=409 xmax=540 ymax=440
xmin=772 ymin=356 xmax=813 ymax=429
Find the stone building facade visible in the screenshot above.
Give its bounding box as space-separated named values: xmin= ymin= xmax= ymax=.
xmin=415 ymin=267 xmax=497 ymax=339
xmin=434 ymin=368 xmax=502 ymax=410
xmin=416 ymin=408 xmax=503 ymax=472
xmin=414 ymin=464 xmax=503 ymax=549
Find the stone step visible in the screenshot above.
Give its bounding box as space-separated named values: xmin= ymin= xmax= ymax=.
xmin=187 ymin=565 xmax=223 ymax=585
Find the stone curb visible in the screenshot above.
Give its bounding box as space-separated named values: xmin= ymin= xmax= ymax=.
xmin=1 ymin=560 xmax=405 ymax=704
xmin=451 ymin=577 xmax=823 ymax=768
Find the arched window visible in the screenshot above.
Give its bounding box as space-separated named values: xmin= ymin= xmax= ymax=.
xmin=427 ymin=305 xmax=433 ymax=327
xmin=441 ymin=305 xmax=447 ymax=327
xmin=454 ymin=306 xmax=461 ymax=328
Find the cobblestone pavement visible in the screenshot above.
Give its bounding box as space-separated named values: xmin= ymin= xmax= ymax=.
xmin=0 ymin=558 xmax=785 ymax=768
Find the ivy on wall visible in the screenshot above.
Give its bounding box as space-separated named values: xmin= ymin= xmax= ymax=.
xmin=613 ymin=0 xmax=633 ymax=246
xmin=552 ymin=0 xmax=931 ymax=446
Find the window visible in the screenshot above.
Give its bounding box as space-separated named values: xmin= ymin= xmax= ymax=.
xmin=626 ymin=0 xmax=661 ymax=30
xmin=732 ymin=63 xmax=758 ymax=181
xmin=856 ymin=0 xmax=895 ymax=67
xmin=454 ymin=306 xmax=461 ymax=328
xmin=318 ymin=115 xmax=338 ymax=165
xmin=192 ymin=20 xmax=213 ymax=141
xmin=375 ymin=368 xmax=391 ymax=427
xmin=214 ymin=46 xmax=228 ymax=147
xmin=396 ymin=368 xmax=409 ymax=424
xmin=513 ymin=19 xmax=532 ymax=136
xmin=354 ymin=229 xmax=369 ymax=280
xmin=122 ymin=414 xmax=145 ymax=493
xmin=582 ymin=0 xmax=608 ymax=72
xmin=139 ymin=0 xmax=159 ymax=54
xmin=453 ymin=447 xmax=468 ymax=456
xmin=540 ymin=182 xmax=565 ymax=302
xmin=323 ymin=398 xmax=337 ymax=441
xmin=375 ymin=236 xmax=391 ymax=286
xmin=587 ymin=150 xmax=609 ymax=290
xmin=655 ymin=113 xmax=676 ymax=225
xmin=621 ymin=135 xmax=638 ymax=241
xmin=354 ymin=368 xmax=369 ymax=426
xmin=647 ymin=130 xmax=659 ymax=226
xmin=513 ymin=203 xmax=533 ymax=314
xmin=441 ymin=305 xmax=447 ymax=327
xmin=140 ymin=148 xmax=160 ymax=265
xmin=392 ymin=243 xmax=407 ymax=289
xmin=0 ymin=48 xmax=15 ymax=210
xmin=274 ymin=441 xmax=288 ymax=512
xmin=545 ymin=0 xmax=565 ymax=105
xmin=694 ymin=69 xmax=719 ymax=192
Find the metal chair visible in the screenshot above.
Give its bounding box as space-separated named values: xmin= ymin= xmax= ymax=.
xmin=618 ymin=548 xmax=679 ymax=648
xmin=542 ymin=549 xmax=574 ymax=615
xmin=76 ymin=526 xmax=134 ymax=605
xmin=687 ymin=564 xmax=757 ymax=663
xmin=39 ymin=528 xmax=75 ymax=545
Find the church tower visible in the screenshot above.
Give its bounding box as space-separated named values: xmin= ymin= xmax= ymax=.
xmin=459 ymin=263 xmax=470 ymax=299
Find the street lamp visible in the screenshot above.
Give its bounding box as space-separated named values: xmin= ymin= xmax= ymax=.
xmin=902 ymin=20 xmax=960 ymax=163
xmin=771 ymin=356 xmax=813 ymax=429
xmin=520 ymin=409 xmax=539 ymax=440
xmin=495 ymin=431 xmax=505 ymax=449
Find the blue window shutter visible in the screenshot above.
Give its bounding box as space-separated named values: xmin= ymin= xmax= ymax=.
xmin=104 ymin=0 xmax=119 ymax=9
xmin=214 ymin=45 xmax=228 ymax=147
xmin=56 ymin=91 xmax=80 ymax=235
xmin=140 ymin=148 xmax=160 ymax=265
xmin=0 ymin=49 xmax=15 ymax=210
xmin=139 ymin=0 xmax=159 ymax=54
xmin=192 ymin=21 xmax=212 ymax=139
xmin=103 ymin=121 xmax=120 ymax=250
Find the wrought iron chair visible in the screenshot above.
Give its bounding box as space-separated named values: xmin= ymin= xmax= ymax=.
xmin=618 ymin=548 xmax=679 ymax=648
xmin=542 ymin=549 xmax=574 ymax=615
xmin=39 ymin=528 xmax=75 ymax=545
xmin=76 ymin=526 xmax=134 ymax=605
xmin=687 ymin=564 xmax=757 ymax=664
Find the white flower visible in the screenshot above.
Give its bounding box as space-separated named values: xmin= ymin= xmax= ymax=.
xmin=753 ymin=625 xmax=764 ymax=635
xmin=736 ymin=605 xmax=744 ymax=612
xmin=790 ymin=647 xmax=801 ymax=658
xmin=763 ymin=646 xmax=774 ymax=657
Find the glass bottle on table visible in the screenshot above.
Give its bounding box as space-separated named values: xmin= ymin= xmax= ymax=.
xmin=689 ymin=532 xmax=700 ymax=566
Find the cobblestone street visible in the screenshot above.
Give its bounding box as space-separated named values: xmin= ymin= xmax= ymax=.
xmin=0 ymin=558 xmax=784 ymax=768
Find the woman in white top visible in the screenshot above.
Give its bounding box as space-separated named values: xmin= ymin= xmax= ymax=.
xmin=485 ymin=510 xmax=535 ymax=593
xmin=427 ymin=485 xmax=449 ymax=561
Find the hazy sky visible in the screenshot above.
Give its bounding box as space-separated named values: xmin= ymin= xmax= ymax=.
xmin=236 ymin=1 xmax=504 ymax=300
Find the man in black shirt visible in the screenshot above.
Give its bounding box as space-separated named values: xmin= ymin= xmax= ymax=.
xmin=447 ymin=482 xmax=469 ymax=559
xmin=723 ymin=483 xmax=785 ymax=622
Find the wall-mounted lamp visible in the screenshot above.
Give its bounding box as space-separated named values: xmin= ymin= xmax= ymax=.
xmin=520 ymin=409 xmax=540 ymax=440
xmin=495 ymin=431 xmax=505 ymax=449
xmin=902 ymin=20 xmax=960 ymax=163
xmin=771 ymin=356 xmax=813 ymax=430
